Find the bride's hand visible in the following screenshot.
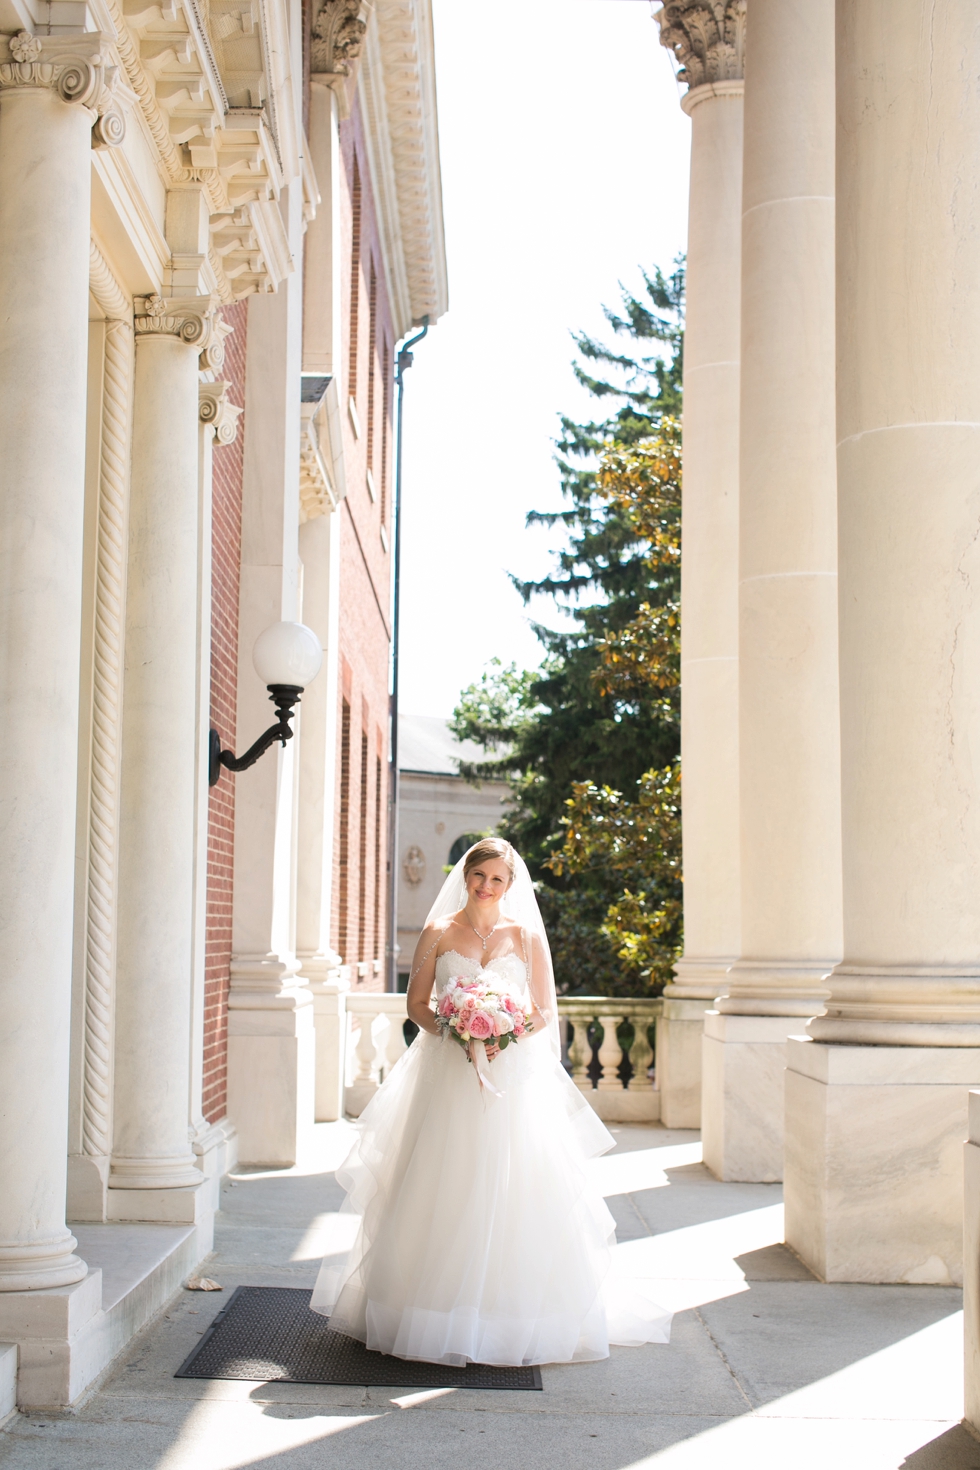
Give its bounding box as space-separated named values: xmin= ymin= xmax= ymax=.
xmin=484 ymin=1040 xmax=500 ymax=1062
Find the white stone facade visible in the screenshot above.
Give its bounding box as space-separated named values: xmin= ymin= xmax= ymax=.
xmin=395 ymin=715 xmax=511 ymax=979
xmin=0 ymin=0 xmax=445 ymax=1410
xmin=656 ymin=0 xmax=980 ymax=1415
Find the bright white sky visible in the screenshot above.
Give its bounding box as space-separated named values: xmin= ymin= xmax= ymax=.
xmin=398 ymin=0 xmax=691 ymax=719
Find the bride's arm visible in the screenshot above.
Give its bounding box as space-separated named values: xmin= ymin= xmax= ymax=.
xmin=525 ymin=929 xmax=554 ymax=1038
xmin=406 ymin=925 xmax=442 ymax=1036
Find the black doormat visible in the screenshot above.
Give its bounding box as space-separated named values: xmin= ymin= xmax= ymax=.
xmin=175 ymin=1286 xmax=543 ymax=1390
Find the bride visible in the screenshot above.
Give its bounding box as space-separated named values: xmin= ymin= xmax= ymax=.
xmin=311 ymin=837 xmax=671 ymax=1367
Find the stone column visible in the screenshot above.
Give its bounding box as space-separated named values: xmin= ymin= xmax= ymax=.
xmin=109 ymin=292 xmax=221 ymax=1222
xmin=297 ymin=79 xmax=349 ymax=1122
xmin=701 ymin=0 xmax=839 ymax=1183
xmin=298 ymin=505 xmax=349 ymax=1122
xmin=0 ymin=32 xmax=116 ymax=1292
xmin=654 ymin=2 xmax=744 ymax=1129
xmin=785 ymin=0 xmax=980 ymax=1284
xmin=227 ymin=184 xmax=315 ymax=1167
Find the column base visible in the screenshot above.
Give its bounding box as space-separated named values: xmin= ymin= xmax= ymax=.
xmin=0 ymin=1234 xmax=88 ymax=1293
xmin=965 ymin=1093 xmax=980 ymax=1431
xmin=702 ymin=1012 xmax=805 ymax=1181
xmin=191 ymin=1117 xmax=238 ymax=1215
xmin=658 ymin=996 xmax=716 ymax=1128
xmin=66 ymin=1155 xmax=110 ymax=1223
xmin=105 ymin=1180 xmax=208 ymax=1225
xmin=785 ymin=1037 xmax=980 ymax=1283
xmin=228 ymin=974 xmax=315 ymax=1167
xmin=1 ymin=1214 xmax=212 ymax=1408
xmin=302 ymin=956 xmax=350 ymax=1123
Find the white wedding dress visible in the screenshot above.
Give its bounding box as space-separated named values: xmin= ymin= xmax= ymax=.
xmin=311 ymin=949 xmax=672 ymax=1367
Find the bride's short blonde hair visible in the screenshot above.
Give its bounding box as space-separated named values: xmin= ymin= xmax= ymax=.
xmin=462 ymin=838 xmax=517 ymax=884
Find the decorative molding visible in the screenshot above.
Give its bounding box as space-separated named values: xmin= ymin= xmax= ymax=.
xmin=102 ymin=0 xmax=289 ymax=296
xmin=199 ymin=380 xmax=243 ymax=444
xmin=89 ymin=238 xmax=132 ymax=321
xmin=299 ymin=397 xmax=339 ymax=521
xmin=134 ymin=292 xmax=224 ymax=363
xmin=655 ymin=0 xmax=746 ymax=90
xmin=82 ymin=307 xmax=135 ymax=1159
xmin=358 ymin=0 xmax=448 ymax=333
xmin=311 ymin=0 xmax=369 ymax=115
xmin=0 ymin=31 xmax=126 ymax=143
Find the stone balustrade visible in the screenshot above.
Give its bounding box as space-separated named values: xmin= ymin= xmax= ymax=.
xmin=344 ymin=994 xmax=411 ymax=1117
xmin=560 ymin=997 xmax=662 ymax=1122
xmin=338 ymin=991 xmax=663 ymax=1123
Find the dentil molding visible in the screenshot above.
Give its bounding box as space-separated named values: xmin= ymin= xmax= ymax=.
xmin=655 ymin=0 xmax=746 ymax=90
xmin=0 ymin=31 xmax=126 ymax=145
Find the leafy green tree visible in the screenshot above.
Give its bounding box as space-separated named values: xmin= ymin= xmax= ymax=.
xmin=451 ymin=263 xmax=685 ymax=995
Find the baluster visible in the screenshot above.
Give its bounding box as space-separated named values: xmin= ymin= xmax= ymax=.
xmin=384 ymin=1008 xmax=408 ymax=1074
xmin=597 ymin=1012 xmax=625 ymax=1090
xmin=353 ymin=1008 xmax=380 ymax=1085
xmin=626 ymin=1010 xmax=653 ymax=1092
xmin=566 ymin=1015 xmax=593 ymax=1091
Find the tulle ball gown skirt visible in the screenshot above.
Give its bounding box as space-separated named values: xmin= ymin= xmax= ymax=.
xmin=311 ymin=1029 xmax=672 ymax=1367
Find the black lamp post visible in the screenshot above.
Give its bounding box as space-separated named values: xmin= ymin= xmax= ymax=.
xmin=209 ymin=620 xmax=323 ymax=785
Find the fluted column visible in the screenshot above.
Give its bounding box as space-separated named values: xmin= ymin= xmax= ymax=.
xmin=109 ymin=293 xmax=223 ymax=1217
xmin=786 ymin=0 xmax=980 ymax=1284
xmin=654 ymin=1 xmax=744 ymax=1129
xmin=702 ymin=0 xmax=839 ymax=1183
xmin=0 ymin=32 xmax=120 ymax=1291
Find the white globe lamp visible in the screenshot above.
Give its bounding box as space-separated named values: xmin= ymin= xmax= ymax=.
xmin=252 ymin=620 xmax=322 ymax=689
xmin=209 ymin=621 xmax=323 ymax=786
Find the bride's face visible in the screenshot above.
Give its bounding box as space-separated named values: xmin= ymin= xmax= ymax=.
xmin=465 ymin=859 xmax=512 ymax=906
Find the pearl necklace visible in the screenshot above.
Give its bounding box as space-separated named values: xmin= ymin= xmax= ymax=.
xmin=468 ymin=915 xmax=500 ymax=952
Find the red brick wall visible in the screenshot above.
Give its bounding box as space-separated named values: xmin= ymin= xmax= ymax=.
xmin=203 ymin=299 xmax=248 ymax=1123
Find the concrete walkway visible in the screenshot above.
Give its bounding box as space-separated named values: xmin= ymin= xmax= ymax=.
xmin=0 ymin=1123 xmax=973 ymax=1470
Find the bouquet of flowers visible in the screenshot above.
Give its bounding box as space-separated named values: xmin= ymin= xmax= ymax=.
xmin=435 ymin=978 xmax=533 ymax=1053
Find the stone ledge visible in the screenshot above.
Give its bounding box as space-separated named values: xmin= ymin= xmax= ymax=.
xmin=704 ymin=1011 xmax=808 ymax=1044
xmin=787 ymin=1035 xmax=980 ymax=1086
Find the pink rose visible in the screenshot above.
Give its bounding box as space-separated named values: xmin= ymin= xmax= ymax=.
xmin=467 ymin=1010 xmax=493 ymax=1040
xmin=438 ymin=994 xmax=455 ymax=1018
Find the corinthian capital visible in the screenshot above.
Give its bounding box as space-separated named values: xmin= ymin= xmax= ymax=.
xmin=311 ymin=0 xmax=368 ymax=76
xmin=199 ymin=382 xmax=243 ymax=445
xmin=655 ymin=1 xmax=746 ymax=92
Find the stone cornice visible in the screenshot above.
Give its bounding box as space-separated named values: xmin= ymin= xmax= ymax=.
xmin=101 ymin=0 xmax=289 ymax=297
xmin=199 ymin=380 xmax=243 ymax=444
xmin=655 ymin=0 xmax=746 ymax=91
xmin=357 ymin=0 xmax=447 ymax=334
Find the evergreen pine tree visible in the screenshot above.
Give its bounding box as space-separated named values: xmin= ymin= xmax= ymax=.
xmin=451 ymin=261 xmax=684 ymax=994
